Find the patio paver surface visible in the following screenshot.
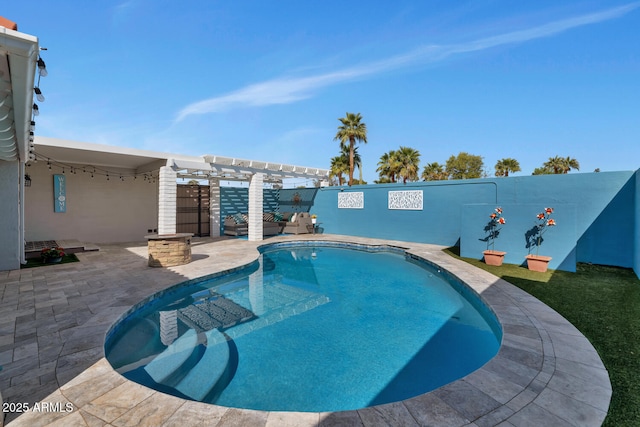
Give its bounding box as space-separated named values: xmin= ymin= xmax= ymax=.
xmin=0 ymin=234 xmax=611 ymax=426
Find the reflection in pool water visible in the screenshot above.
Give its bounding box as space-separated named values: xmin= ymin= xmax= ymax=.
xmin=105 ymin=243 xmax=501 ymax=412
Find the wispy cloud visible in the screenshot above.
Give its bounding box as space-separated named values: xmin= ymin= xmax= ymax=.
xmin=176 ymin=2 xmax=640 ymax=121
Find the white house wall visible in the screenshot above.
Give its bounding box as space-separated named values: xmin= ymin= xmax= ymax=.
xmin=24 ymin=162 xmax=158 ymax=243
xmin=0 ymin=161 xmax=20 ymax=270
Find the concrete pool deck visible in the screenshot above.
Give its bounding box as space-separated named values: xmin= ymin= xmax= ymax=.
xmin=0 ymin=235 xmax=611 ymax=426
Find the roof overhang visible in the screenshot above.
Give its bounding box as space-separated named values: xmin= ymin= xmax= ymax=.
xmin=34 ymin=137 xmax=201 ymax=173
xmin=0 ymin=25 xmax=38 ymax=162
xmin=34 ymin=137 xmax=330 ymax=183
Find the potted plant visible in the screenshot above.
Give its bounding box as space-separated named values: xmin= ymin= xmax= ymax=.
xmin=483 ymin=207 xmax=507 ymax=266
xmin=525 ymin=207 xmax=556 ymax=272
xmin=41 ymin=247 xmax=65 ymax=264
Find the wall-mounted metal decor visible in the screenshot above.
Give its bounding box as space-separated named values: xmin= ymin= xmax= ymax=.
xmin=338 ymin=192 xmax=364 ymax=209
xmin=53 ymin=174 xmax=66 ymax=213
xmin=388 ymin=190 xmax=423 ymax=210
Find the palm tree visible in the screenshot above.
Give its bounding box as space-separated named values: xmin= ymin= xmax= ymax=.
xmin=395 ymin=146 xmax=421 ymax=184
xmin=542 ymin=156 xmax=580 ymax=174
xmin=562 ymin=156 xmax=580 ymax=173
xmin=334 ymin=112 xmax=367 ymax=186
xmin=344 ymin=145 xmax=363 ymax=185
xmin=532 ymin=166 xmax=553 ymax=175
xmin=543 ymin=156 xmax=565 ymax=174
xmin=422 ymin=162 xmax=448 ymax=181
xmin=376 ymin=150 xmax=399 ymax=183
xmin=329 ymin=155 xmax=348 ymax=186
xmin=494 ymin=158 xmax=521 ymax=177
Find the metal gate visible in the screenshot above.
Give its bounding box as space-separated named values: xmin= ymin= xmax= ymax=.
xmin=176 ymin=185 xmax=210 ymax=236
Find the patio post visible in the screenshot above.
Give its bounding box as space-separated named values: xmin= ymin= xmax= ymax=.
xmin=248 ymin=172 xmax=264 ymax=241
xmin=158 ymin=166 xmax=177 ymax=236
xmin=249 ymin=253 xmax=265 ymax=315
xmin=209 ymin=178 xmax=221 ymax=237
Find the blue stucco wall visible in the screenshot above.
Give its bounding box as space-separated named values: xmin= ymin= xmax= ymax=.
xmin=635 ymin=171 xmax=640 ymax=278
xmin=461 ymin=204 xmax=577 ymax=271
xmin=278 ymin=188 xmax=318 ymax=213
xmin=312 ymin=181 xmax=498 ymax=245
xmin=310 ymin=171 xmax=637 ymax=273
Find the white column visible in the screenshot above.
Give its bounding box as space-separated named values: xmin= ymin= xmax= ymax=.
xmin=159 ymin=310 xmax=178 ymax=345
xmin=249 ymin=254 xmax=265 ymax=315
xmin=209 ymin=178 xmax=221 ymax=237
xmin=248 ymin=173 xmax=264 ymax=241
xmin=158 ymin=166 xmax=177 ymax=236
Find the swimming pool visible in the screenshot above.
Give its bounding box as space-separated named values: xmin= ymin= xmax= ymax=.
xmin=105 ymin=242 xmax=501 ymax=412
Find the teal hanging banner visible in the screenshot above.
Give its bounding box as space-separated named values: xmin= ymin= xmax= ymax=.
xmin=53 ymin=174 xmax=66 ymax=212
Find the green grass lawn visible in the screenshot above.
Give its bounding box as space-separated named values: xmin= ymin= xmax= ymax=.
xmin=445 ymin=248 xmax=640 ymax=427
xmin=21 ymin=254 xmax=79 ymax=268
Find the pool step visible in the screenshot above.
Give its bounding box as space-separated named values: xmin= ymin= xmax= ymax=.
xmin=174 ymin=329 xmax=230 ymax=400
xmin=144 ymin=329 xmax=198 ymax=383
xmin=144 ymin=328 xmax=232 ymax=402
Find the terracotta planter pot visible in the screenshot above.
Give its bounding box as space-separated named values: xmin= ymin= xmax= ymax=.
xmin=483 ymin=250 xmax=506 ymax=266
xmin=525 ymin=254 xmax=552 ymax=272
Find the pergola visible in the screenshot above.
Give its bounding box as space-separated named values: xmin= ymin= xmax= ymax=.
xmin=164 ymin=156 xmax=328 ymax=241
xmin=35 ymin=137 xmax=330 ymax=241
xmin=0 ymin=19 xmax=39 ymax=270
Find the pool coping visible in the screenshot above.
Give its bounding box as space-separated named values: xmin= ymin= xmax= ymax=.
xmin=3 ymin=234 xmax=611 ymax=426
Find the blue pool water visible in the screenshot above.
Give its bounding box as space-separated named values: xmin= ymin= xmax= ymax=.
xmin=105 ymin=242 xmax=501 ymax=412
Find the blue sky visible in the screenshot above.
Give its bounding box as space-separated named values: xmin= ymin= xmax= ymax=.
xmin=6 ymin=1 xmax=640 ymax=185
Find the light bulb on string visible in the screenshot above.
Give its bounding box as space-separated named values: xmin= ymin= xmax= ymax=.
xmin=37 ymin=58 xmax=47 ymax=77
xmin=34 ymin=87 xmax=45 ymax=102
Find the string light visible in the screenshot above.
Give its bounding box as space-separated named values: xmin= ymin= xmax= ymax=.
xmin=37 ymin=57 xmax=48 ymax=77
xmin=28 ymin=152 xmax=316 ymax=187
xmin=34 ymin=87 xmax=45 ymax=102
xmin=29 ymin=53 xmax=47 ymax=163
xmin=30 ymin=152 xmax=157 ymax=183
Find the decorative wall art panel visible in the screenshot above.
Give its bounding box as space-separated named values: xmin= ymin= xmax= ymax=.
xmin=388 ymin=190 xmax=423 ymax=210
xmin=53 ymin=174 xmax=66 ymax=213
xmin=338 ymin=192 xmax=364 ymax=209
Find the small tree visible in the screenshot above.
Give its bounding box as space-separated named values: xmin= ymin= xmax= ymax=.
xmin=445 ymin=152 xmax=484 ymax=179
xmin=483 ymin=207 xmax=506 ymax=251
xmin=526 ymin=207 xmax=557 ymax=255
